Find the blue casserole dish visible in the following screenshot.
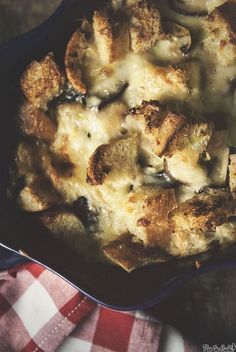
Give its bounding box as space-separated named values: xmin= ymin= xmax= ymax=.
xmin=0 ymin=0 xmax=236 ymax=311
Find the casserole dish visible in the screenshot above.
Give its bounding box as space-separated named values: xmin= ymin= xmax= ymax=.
xmin=0 ymin=0 xmax=236 ymax=311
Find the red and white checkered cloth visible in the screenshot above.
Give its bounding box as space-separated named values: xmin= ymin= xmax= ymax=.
xmin=0 ymin=262 xmax=200 ymax=352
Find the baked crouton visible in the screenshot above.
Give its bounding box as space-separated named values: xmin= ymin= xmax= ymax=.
xmin=126 ymin=100 xmax=186 ymax=156
xmin=93 ymin=10 xmax=115 ymax=65
xmin=165 ymin=122 xmax=213 ymax=157
xmin=18 ymin=178 xmax=61 ymax=212
xmin=169 ymin=188 xmax=236 ymax=256
xmin=203 ymin=1 xmax=236 ymax=65
xmin=125 ymin=186 xmax=177 ymax=248
xmin=129 ymin=0 xmax=162 ymax=53
xmin=229 ymin=154 xmax=236 ymax=193
xmin=21 ymin=53 xmax=65 ymax=109
xmin=19 ymin=101 xmax=57 ymax=142
xmin=87 ymin=137 xmax=139 ymax=186
xmin=93 ymin=9 xmax=130 ymax=65
xmin=103 ymin=233 xmax=170 ymax=272
xmin=65 ymin=19 xmax=92 ymax=94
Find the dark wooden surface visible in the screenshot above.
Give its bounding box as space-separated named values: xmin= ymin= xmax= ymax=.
xmin=0 ymin=0 xmax=236 ymax=346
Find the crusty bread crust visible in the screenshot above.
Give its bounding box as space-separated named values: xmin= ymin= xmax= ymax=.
xmin=126 ymin=186 xmax=177 ymax=248
xmin=21 ymin=53 xmax=65 ymax=109
xmin=129 ymin=0 xmax=162 ymax=53
xmin=19 ymin=101 xmax=56 ymax=142
xmin=65 ymin=19 xmax=92 ymax=94
xmin=127 ymin=100 xmax=186 ymax=156
xmin=103 ymin=233 xmax=170 ymax=272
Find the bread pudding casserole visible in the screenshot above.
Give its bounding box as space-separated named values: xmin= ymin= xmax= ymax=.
xmin=10 ymin=0 xmax=236 ymax=272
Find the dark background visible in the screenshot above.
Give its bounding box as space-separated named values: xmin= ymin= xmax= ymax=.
xmin=0 ymin=0 xmax=235 ymax=346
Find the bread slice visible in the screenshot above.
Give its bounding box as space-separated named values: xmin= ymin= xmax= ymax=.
xmin=19 ymin=101 xmax=57 ymax=142
xmin=87 ymin=137 xmax=139 ymax=185
xmin=93 ymin=9 xmax=130 ymax=64
xmin=103 ymin=233 xmax=170 ymax=272
xmin=126 ymin=100 xmax=186 ymax=156
xmin=21 ymin=53 xmax=65 ymax=109
xmin=129 ymin=0 xmax=162 ymax=53
xmin=164 ymin=122 xmax=213 ymax=157
xmin=125 ymin=186 xmax=177 ymax=248
xmin=229 ymin=154 xmax=236 ymax=193
xmin=203 ymin=1 xmax=236 ymax=65
xmin=169 ymin=188 xmax=236 ymax=256
xmin=65 ymin=19 xmax=92 ymax=94
xmin=18 ymin=177 xmax=61 ymax=212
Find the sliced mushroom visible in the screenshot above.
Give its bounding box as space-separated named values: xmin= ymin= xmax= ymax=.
xmin=65 ymin=19 xmax=93 ymax=94
xmin=170 ymin=0 xmax=208 ymax=16
xmin=207 ymin=130 xmax=229 ymax=186
xmin=87 ymin=137 xmax=138 ymax=186
xmin=151 ymin=22 xmax=192 ymax=63
xmin=103 ymin=233 xmax=170 ymax=272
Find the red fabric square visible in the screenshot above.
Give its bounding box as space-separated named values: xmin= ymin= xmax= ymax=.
xmin=59 ymin=294 xmax=95 ymax=325
xmin=93 ymin=308 xmax=135 ymax=352
xmin=0 ymin=293 xmax=11 ymax=318
xmin=26 ymin=263 xmax=45 ymax=278
xmin=22 ymin=338 xmax=44 ymax=352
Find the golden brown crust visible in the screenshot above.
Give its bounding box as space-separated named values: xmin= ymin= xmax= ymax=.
xmin=164 ymin=122 xmax=213 ymax=157
xmin=19 ymin=101 xmax=57 ymax=142
xmin=21 ymin=53 xmax=65 ymax=109
xmin=87 ymin=137 xmax=138 ymax=186
xmin=93 ymin=10 xmax=115 ymax=65
xmin=169 ymin=188 xmax=236 ymax=235
xmin=129 ymin=0 xmax=162 ymax=53
xmin=126 ymin=186 xmax=177 ymax=248
xmin=103 ymin=233 xmax=170 ymax=272
xmin=204 ymin=1 xmax=236 ymax=65
xmin=127 ymin=101 xmax=186 ymax=156
xmin=65 ymin=19 xmax=92 ymax=94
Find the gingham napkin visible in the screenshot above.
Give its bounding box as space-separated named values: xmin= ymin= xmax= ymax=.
xmin=0 ymin=262 xmax=200 ymax=352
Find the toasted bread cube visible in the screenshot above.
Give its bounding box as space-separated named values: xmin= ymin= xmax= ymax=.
xmin=125 ymin=186 xmax=177 ymax=248
xmin=18 ymin=178 xmax=61 ymax=212
xmin=126 ymin=101 xmax=186 ymax=156
xmin=87 ymin=137 xmax=139 ymax=186
xmin=169 ymin=188 xmax=236 ymax=256
xmin=103 ymin=233 xmax=170 ymax=272
xmin=21 ymin=53 xmax=65 ymax=109
xmin=129 ymin=0 xmax=162 ymax=53
xmin=203 ymin=1 xmax=236 ymax=65
xmin=229 ymin=154 xmax=236 ymax=193
xmin=65 ymin=19 xmax=92 ymax=94
xmin=93 ymin=10 xmax=130 ymax=65
xmin=19 ymin=101 xmax=57 ymax=142
xmin=93 ymin=10 xmax=115 ymax=65
xmin=165 ymin=122 xmax=213 ymax=157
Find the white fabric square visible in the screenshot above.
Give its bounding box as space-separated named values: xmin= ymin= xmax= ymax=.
xmin=13 ymin=280 xmax=58 ymax=337
xmin=159 ymin=325 xmax=184 ymax=352
xmin=58 ymin=337 xmax=92 ymax=352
